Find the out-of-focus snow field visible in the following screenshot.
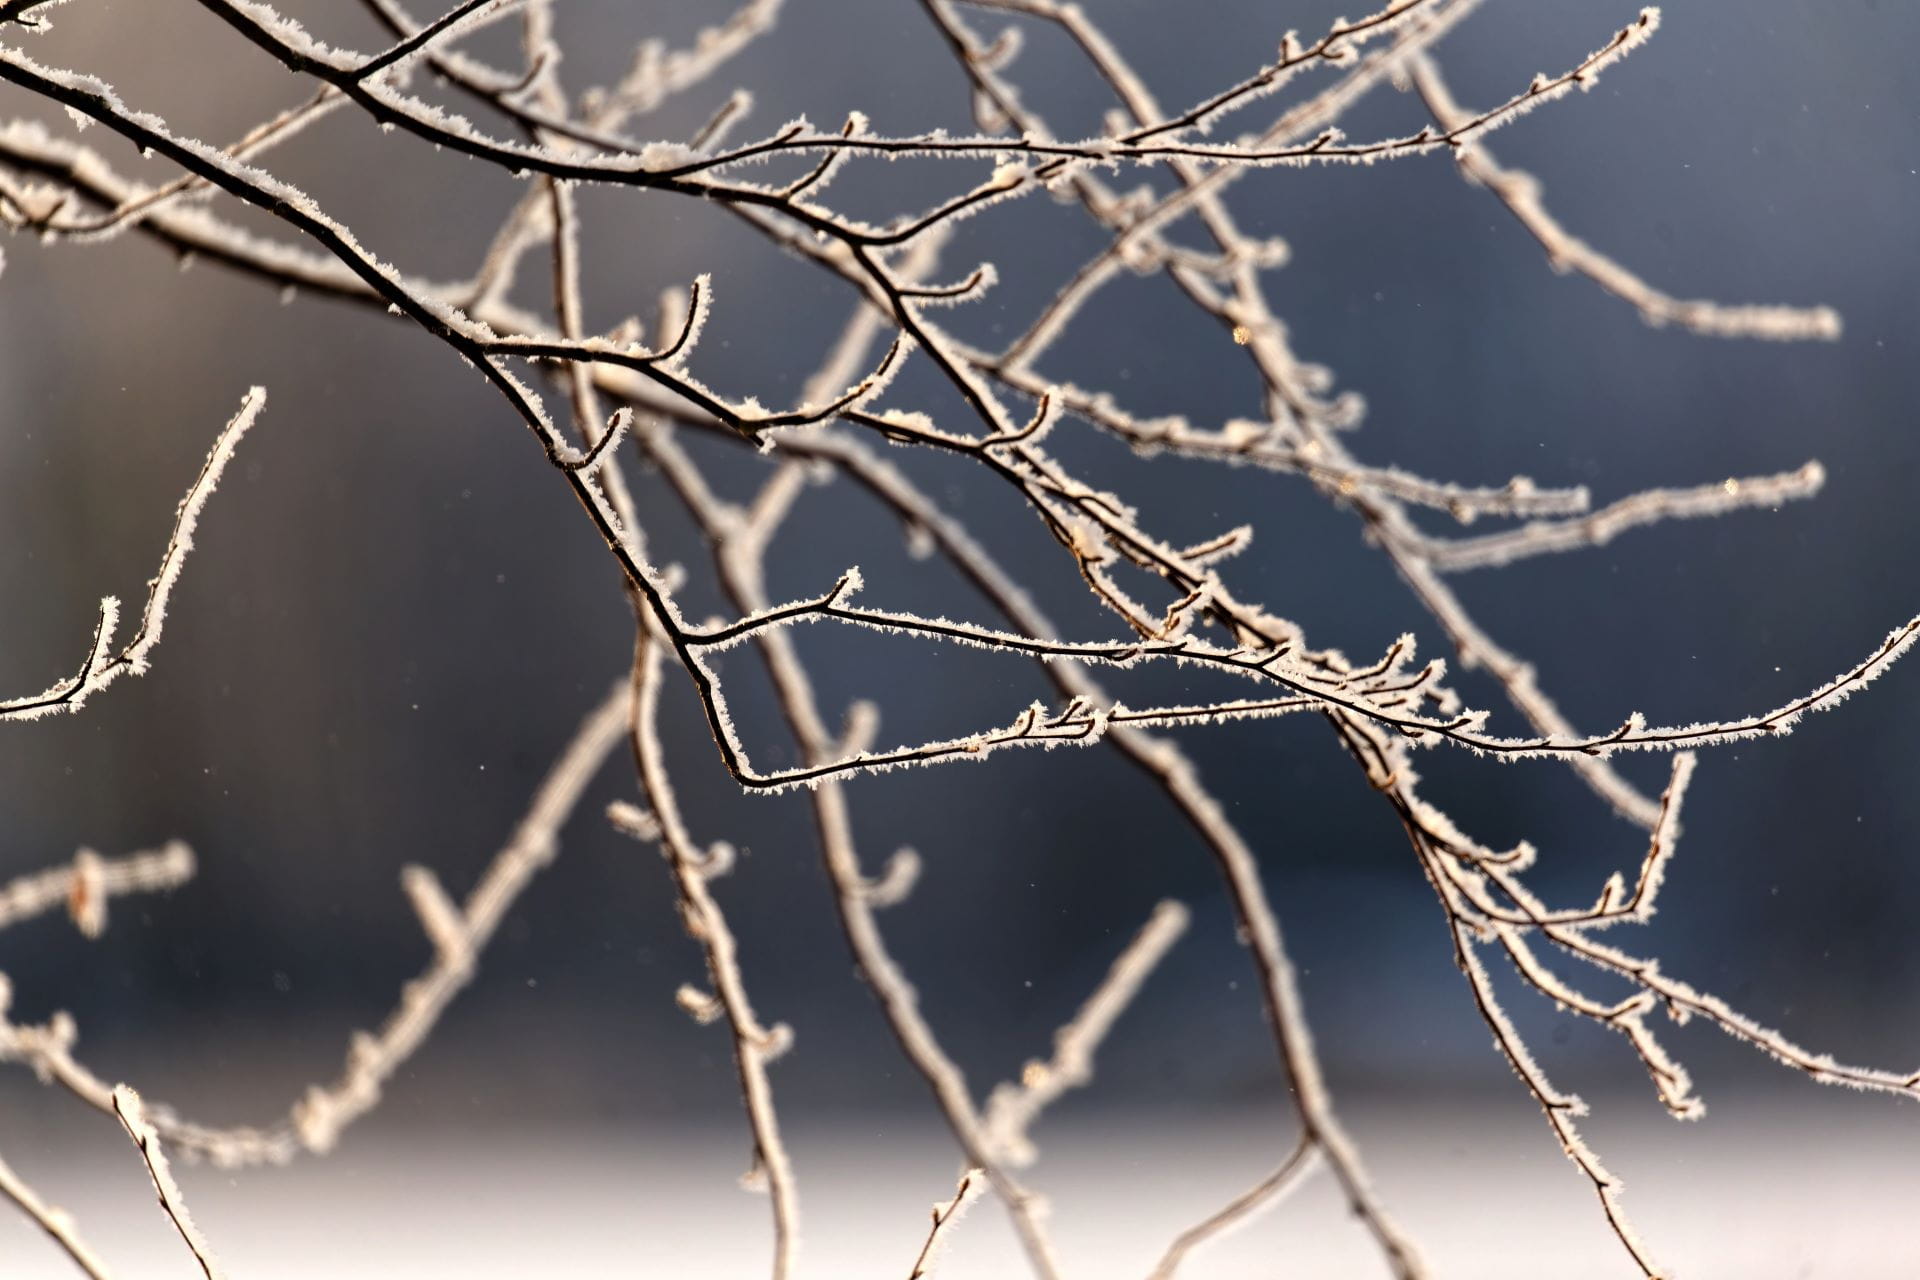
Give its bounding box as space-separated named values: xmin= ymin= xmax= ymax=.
xmin=6 ymin=1091 xmax=1913 ymax=1278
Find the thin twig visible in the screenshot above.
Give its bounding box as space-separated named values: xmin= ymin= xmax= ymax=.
xmin=111 ymin=1085 xmax=224 ymax=1280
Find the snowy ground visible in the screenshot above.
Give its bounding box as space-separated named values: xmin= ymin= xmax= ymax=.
xmin=6 ymin=1089 xmax=1914 ymax=1278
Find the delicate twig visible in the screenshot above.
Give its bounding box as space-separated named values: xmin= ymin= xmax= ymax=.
xmin=1416 ymin=464 xmax=1826 ymax=572
xmin=1146 ymin=1136 xmax=1318 ymax=1280
xmin=111 ymin=1085 xmax=224 ymax=1280
xmin=1408 ymin=50 xmax=1841 ymax=342
xmin=626 ymin=633 xmax=800 ymax=1280
xmin=0 ymin=388 xmax=264 ymax=722
xmin=907 ymin=1168 xmax=986 ymax=1279
xmin=982 ymin=900 xmax=1188 ymax=1165
xmin=638 ymin=420 xmax=1067 ymax=1279
xmin=289 ymin=683 xmax=628 ymax=1155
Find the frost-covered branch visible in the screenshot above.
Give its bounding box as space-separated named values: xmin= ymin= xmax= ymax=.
xmin=674 ymin=581 xmax=1917 ymax=788
xmin=0 ymin=388 xmax=263 ymax=723
xmin=178 ymin=0 xmax=1666 ymax=233
xmin=915 ymin=0 xmax=1678 ymax=829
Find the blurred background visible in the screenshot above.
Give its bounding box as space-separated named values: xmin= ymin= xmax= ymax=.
xmin=1 ymin=0 xmax=1917 ymax=1274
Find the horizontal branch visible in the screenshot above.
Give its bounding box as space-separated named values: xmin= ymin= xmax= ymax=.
xmin=179 ymin=0 xmax=1661 ymax=243
xmin=685 ymin=577 xmax=1920 ymax=780
xmin=1416 ymin=462 xmax=1825 ymax=572
xmin=0 ymin=841 xmax=194 ymax=936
